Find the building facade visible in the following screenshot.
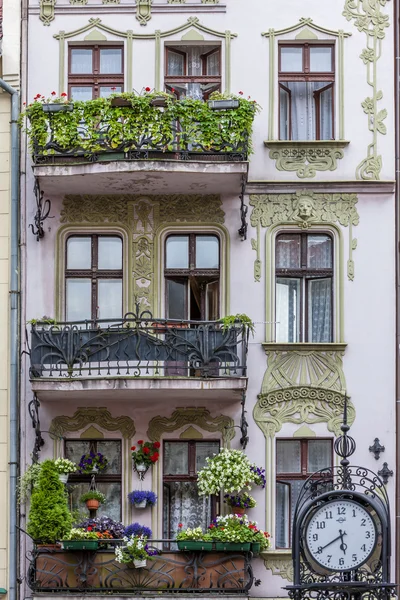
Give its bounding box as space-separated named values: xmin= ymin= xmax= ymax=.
xmin=19 ymin=0 xmax=397 ymax=597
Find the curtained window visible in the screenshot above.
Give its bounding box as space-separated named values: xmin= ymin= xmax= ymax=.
xmin=276 ymin=439 xmax=332 ymax=548
xmin=163 ymin=440 xmax=220 ymax=544
xmin=68 ymin=45 xmax=124 ymax=100
xmin=275 ymin=232 xmax=333 ymax=342
xmin=279 ymin=44 xmax=334 ymax=140
xmin=165 ymin=44 xmax=221 ymax=100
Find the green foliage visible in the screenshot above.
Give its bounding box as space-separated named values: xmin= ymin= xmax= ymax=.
xmin=21 ymin=91 xmax=259 ymax=158
xmin=27 ymin=460 xmax=72 ymax=543
xmin=218 ymin=314 xmax=255 ymax=335
xmin=80 ymin=490 xmax=107 ymax=504
xmin=17 ymin=462 xmax=42 ymax=504
xmin=176 ymin=526 xmax=214 ymax=542
xmin=64 ymin=528 xmax=99 ymax=541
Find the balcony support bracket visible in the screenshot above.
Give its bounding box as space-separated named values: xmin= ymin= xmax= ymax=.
xmin=30 ymin=178 xmax=52 ymax=241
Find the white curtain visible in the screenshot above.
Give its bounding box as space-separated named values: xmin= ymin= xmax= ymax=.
xmin=280 ymin=82 xmax=333 ymax=140
xmin=308 ymin=278 xmax=332 ymax=342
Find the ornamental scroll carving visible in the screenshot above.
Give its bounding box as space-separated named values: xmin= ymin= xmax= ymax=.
xmin=253 ymin=347 xmax=354 ymax=439
xmin=60 ymin=194 xmax=224 ymax=315
xmin=147 ymin=408 xmax=234 ymax=446
xmin=49 ymin=407 xmax=136 ymax=439
xmin=266 ymin=143 xmax=347 ymax=179
xmin=249 ymin=191 xmax=359 ymax=282
xmin=263 ymin=555 xmax=294 ymax=582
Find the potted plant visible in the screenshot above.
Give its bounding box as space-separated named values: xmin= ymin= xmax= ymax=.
xmin=224 ymin=492 xmax=256 ymax=515
xmin=80 ymin=490 xmax=106 ymax=511
xmin=176 ymin=525 xmax=214 ymax=551
xmin=247 ymin=521 xmax=271 ymax=554
xmin=114 ymin=534 xmax=159 ymax=568
xmin=75 ymin=516 xmax=125 ymax=540
xmin=62 ymin=527 xmax=100 ymax=550
xmin=27 ymin=460 xmax=72 ymax=545
xmin=128 ymin=490 xmax=157 ymax=509
xmin=124 ymin=522 xmax=152 ymax=538
xmin=54 ymin=457 xmax=77 ymax=484
xmin=208 ymin=514 xmax=253 ymax=551
xmin=131 ymin=440 xmax=160 ymax=474
xmin=218 ymin=313 xmax=255 ymax=336
xmin=77 ymin=451 xmax=108 ymax=474
xmin=17 ymin=462 xmax=42 ymax=504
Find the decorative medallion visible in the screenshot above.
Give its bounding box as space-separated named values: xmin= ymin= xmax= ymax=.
xmin=135 ymin=0 xmax=152 ymax=25
xmin=39 ymin=0 xmax=56 ymax=25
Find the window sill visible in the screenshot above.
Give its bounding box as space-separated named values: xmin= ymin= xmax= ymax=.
xmin=264 ymin=140 xmax=350 ymax=179
xmin=262 ymin=342 xmax=347 ymax=352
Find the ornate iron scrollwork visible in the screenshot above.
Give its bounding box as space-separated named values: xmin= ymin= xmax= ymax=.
xmin=378 ymin=462 xmax=393 ymax=485
xmin=239 ymin=392 xmax=249 ymax=449
xmin=28 ymin=394 xmax=45 ymax=463
xmin=30 ymin=179 xmax=52 ymax=241
xmin=369 ymin=437 xmax=385 ymax=460
xmin=238 ymin=175 xmax=248 ymax=241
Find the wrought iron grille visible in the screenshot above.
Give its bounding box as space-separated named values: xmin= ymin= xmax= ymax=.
xmin=27 ymin=542 xmax=255 ymax=594
xmin=28 ymin=316 xmax=248 ymax=379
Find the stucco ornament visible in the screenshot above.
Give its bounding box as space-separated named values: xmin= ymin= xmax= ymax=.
xmin=135 ymin=0 xmax=152 ymax=25
xmin=50 ymin=408 xmax=135 ymax=439
xmin=343 ymin=0 xmax=390 ymax=180
xmin=249 ymin=191 xmax=359 ymax=282
xmin=39 ymin=0 xmax=56 ymax=25
xmin=263 ymin=556 xmax=294 ymax=582
xmin=266 ymin=143 xmax=347 ymax=179
xmin=60 ymin=194 xmax=224 ymax=315
xmin=253 ymin=346 xmax=354 ymax=439
xmin=147 ymin=408 xmax=234 ymax=446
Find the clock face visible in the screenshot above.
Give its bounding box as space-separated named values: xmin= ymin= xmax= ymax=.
xmin=305 ymin=499 xmax=377 ymax=571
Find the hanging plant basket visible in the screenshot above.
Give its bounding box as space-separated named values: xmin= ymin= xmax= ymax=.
xmin=133 ymin=558 xmax=147 ymax=568
xmin=58 ymin=473 xmax=69 ymax=484
xmin=85 ymin=499 xmax=100 ymax=511
xmin=135 ymin=500 xmax=147 ymax=509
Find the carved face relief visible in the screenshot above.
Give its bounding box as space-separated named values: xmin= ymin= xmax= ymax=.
xmin=297 ymin=197 xmax=314 ymax=219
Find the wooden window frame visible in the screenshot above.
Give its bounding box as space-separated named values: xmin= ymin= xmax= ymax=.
xmin=65 ymin=233 xmax=123 ymax=322
xmin=276 ymin=438 xmax=333 ymax=549
xmin=68 ymin=44 xmax=124 ymax=99
xmin=164 ymin=45 xmax=221 ymax=98
xmin=278 ymin=42 xmax=335 ymax=140
xmin=164 ymin=233 xmax=220 ymax=320
xmin=275 ymin=232 xmax=334 ymax=343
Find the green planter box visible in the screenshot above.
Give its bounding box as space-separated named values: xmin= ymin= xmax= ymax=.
xmin=62 ymin=540 xmax=99 ymax=551
xmin=215 ymin=542 xmax=251 ymax=552
xmin=251 ymin=542 xmax=261 ymax=554
xmin=177 ymin=540 xmax=213 ymax=551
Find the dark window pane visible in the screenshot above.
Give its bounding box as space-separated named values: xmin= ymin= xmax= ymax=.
xmin=167 ymin=279 xmax=186 ymax=319
xmin=280 ymin=47 xmax=302 ymax=72
xmin=277 ymin=440 xmax=301 ymax=473
xmin=196 ymin=235 xmax=219 ymax=268
xmin=310 ymin=47 xmax=332 ymax=72
xmin=71 ymin=49 xmax=93 ymax=74
xmin=276 ymin=482 xmax=290 ymax=548
xmin=195 ymin=442 xmax=219 ymax=471
xmin=276 ymin=478 xmax=303 ymax=546
xmin=68 ymin=481 xmax=121 ymax=521
xmin=166 ymin=236 xmax=189 ymax=268
xmin=97 ymin=441 xmax=121 ymax=474
xmin=276 ymin=234 xmax=300 ymax=268
xmin=308 ymin=440 xmax=332 ymax=472
xmin=100 ymin=48 xmax=122 ymax=73
xmin=65 ymin=441 xmax=91 ymax=464
xmin=307 ymin=235 xmax=332 ymax=268
xmin=164 ymin=442 xmax=188 ymax=475
xmin=163 ymin=481 xmax=212 ymax=539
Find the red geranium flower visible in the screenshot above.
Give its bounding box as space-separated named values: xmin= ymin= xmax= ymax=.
xmin=138 ymin=440 xmax=144 ymax=445
xmin=61 ymin=92 xmax=67 ymax=97
xmin=110 ymin=86 xmax=116 ymax=91
xmin=143 ymin=447 xmax=150 ymax=454
xmin=150 ymin=452 xmax=159 ymax=462
xmin=51 ymin=91 xmax=56 ymax=95
xmin=178 ymin=523 xmax=183 ymax=528
xmin=154 ymin=441 xmax=160 ymax=449
xmin=87 ymin=526 xmax=93 ymax=531
xmin=238 ymin=91 xmax=243 ymax=95
xmin=131 ymin=446 xmax=136 ymax=451
xmin=145 ymin=86 xmax=151 ymax=92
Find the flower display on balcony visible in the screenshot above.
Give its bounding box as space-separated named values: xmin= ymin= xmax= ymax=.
xmin=124 ymin=522 xmax=152 ymax=539
xmin=75 ymin=516 xmax=125 ymax=539
xmin=128 ymin=489 xmax=158 ymax=508
xmin=115 ymin=535 xmax=159 ymax=565
xmin=131 ymin=440 xmax=160 ymax=468
xmin=64 ymin=527 xmax=99 ymax=541
xmin=197 ymin=448 xmax=265 ymax=495
xmin=77 ymin=451 xmax=108 ymax=474
xmin=176 ymin=515 xmax=270 ymax=550
xmin=224 ymin=492 xmax=257 ymax=510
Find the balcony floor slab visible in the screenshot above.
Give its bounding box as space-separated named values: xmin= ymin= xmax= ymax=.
xmin=32 ymin=159 xmax=248 ymax=195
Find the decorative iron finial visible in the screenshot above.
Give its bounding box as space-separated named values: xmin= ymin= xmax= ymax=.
xmin=334 ymin=396 xmax=356 ymax=487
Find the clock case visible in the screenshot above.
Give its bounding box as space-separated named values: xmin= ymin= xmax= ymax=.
xmin=285 ymin=402 xmax=396 ymax=600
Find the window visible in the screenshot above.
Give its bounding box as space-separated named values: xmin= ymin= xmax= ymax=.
xmin=279 ymin=43 xmax=334 ymax=140
xmin=66 ymin=235 xmax=123 ymax=322
xmin=65 ymin=439 xmax=122 ymax=521
xmin=163 ymin=440 xmax=220 ymax=540
xmin=165 ymin=234 xmax=220 ymax=321
xmin=68 ymin=45 xmax=124 ymax=101
xmin=275 ymin=232 xmax=333 ymax=342
xmin=165 ymin=44 xmax=221 ymax=100
xmin=276 ymin=438 xmax=332 ymax=548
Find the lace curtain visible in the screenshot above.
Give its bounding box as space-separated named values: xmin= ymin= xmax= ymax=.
xmin=280 ymin=81 xmax=333 ymax=140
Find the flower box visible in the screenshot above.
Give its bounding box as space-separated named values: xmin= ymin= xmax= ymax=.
xmin=215 ymin=542 xmax=251 ymax=552
xmin=42 ymin=103 xmax=73 ymax=113
xmin=62 ymin=540 xmax=99 ymax=551
xmin=177 ymin=540 xmax=213 ymax=551
xmin=207 ymin=99 xmax=239 ymax=111
xmin=251 ymin=542 xmax=260 ymax=554
xmin=110 ymin=97 xmax=132 ymax=107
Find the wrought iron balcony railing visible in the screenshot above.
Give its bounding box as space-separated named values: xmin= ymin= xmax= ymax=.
xmin=29 ymin=316 xmax=248 ymax=379
xmin=27 ymin=540 xmax=256 ymax=594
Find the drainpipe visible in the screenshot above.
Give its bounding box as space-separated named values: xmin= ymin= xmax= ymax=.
xmin=395 ymin=0 xmax=400 ymax=586
xmin=0 ymin=78 xmax=20 ymax=600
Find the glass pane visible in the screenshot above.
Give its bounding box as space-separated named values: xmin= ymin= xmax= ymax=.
xmin=164 ymin=442 xmax=188 ymax=475
xmin=68 ymin=481 xmax=121 ymax=522
xmin=307 ymin=235 xmax=332 ymax=269
xmin=196 ymin=236 xmax=219 ymax=268
xmin=280 ymin=47 xmax=303 ymax=72
xmin=308 ymin=278 xmax=332 ymax=342
xmin=276 ymin=234 xmax=300 ymax=268
xmin=166 ymin=236 xmax=189 ymax=268
xmin=308 ymin=440 xmax=332 ymax=472
xmin=277 ymin=478 xmax=303 ymax=546
xmin=276 ymin=278 xmax=301 ymax=343
xmin=195 ymin=442 xmax=220 ymax=472
xmin=98 ymin=237 xmax=122 ymax=270
xmin=97 ymin=441 xmax=121 ymax=474
xmin=67 ymin=237 xmax=91 ymax=269
xmin=320 ymin=86 xmax=333 ymax=140
xmin=163 ymin=481 xmax=212 ymax=540
xmin=167 ymin=50 xmax=185 ymax=76
xmin=310 ymin=47 xmax=332 ymax=72
xmin=71 ymin=49 xmax=92 ymax=74
xmin=279 ymin=86 xmax=290 ymax=140
xmin=206 ymin=280 xmax=219 ymax=320
xmin=70 ymin=87 xmax=93 ymax=101
xmin=277 ymin=440 xmax=301 ymax=473
xmin=100 ymin=86 xmax=122 ymax=98
xmin=167 ymin=279 xmax=186 ymax=320
xmin=206 ymin=51 xmax=220 ymax=75
xmin=100 ymin=48 xmax=122 ymax=73
xmin=276 ymin=482 xmax=290 ymax=548
xmin=66 ymin=279 xmax=91 ymax=321
xmin=165 ymin=81 xmax=220 ymax=101
xmin=281 ymin=81 xmax=332 ymax=141
xmin=187 ymin=47 xmax=202 ymax=76
xmin=65 ymin=441 xmax=91 ymax=464
xmin=98 ymin=279 xmax=122 ymax=320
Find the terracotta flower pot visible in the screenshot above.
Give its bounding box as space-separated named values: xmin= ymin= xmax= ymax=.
xmin=85 ymin=499 xmax=100 ymax=510
xmin=232 ymin=506 xmax=246 ymax=515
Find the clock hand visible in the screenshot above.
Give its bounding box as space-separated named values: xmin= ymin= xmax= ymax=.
xmin=338 ymin=529 xmax=347 ymax=555
xmin=316 ymin=531 xmax=347 ymax=553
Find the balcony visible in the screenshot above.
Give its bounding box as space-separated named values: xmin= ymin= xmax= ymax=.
xmin=29 ymin=317 xmax=248 ymax=401
xmin=25 ymin=94 xmax=254 ymax=195
xmin=28 ymin=543 xmax=255 ymax=595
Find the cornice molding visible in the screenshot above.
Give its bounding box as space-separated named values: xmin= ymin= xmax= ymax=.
xmin=262 ymin=17 xmax=351 ymax=38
